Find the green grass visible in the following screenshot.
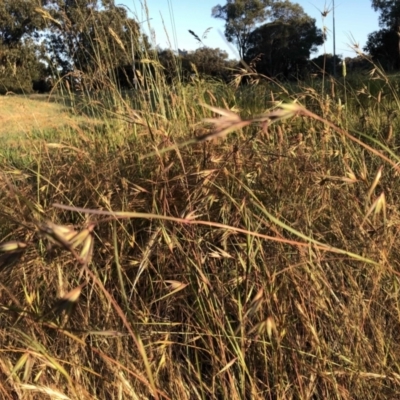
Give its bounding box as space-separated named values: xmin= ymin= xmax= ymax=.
xmin=2 ymin=23 xmax=400 ymax=400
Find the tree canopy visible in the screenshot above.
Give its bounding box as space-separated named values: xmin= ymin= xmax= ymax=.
xmin=213 ymin=0 xmax=323 ymax=78
xmin=247 ymin=16 xmax=322 ymax=78
xmin=3 ymin=0 xmax=400 ymax=93
xmin=372 ymin=0 xmax=400 ymax=30
xmin=0 ymin=1 xmax=48 ymax=93
xmin=365 ymin=1 xmax=400 ymax=69
xmin=41 ymin=0 xmax=146 ymax=90
xmin=212 ymin=0 xmax=274 ymax=59
xmin=0 ymin=0 xmax=148 ymax=93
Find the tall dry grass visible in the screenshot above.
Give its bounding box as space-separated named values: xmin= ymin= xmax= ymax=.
xmin=2 ymin=4 xmax=400 ymax=400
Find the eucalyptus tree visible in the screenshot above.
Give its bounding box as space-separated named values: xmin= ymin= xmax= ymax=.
xmin=0 ymin=0 xmax=48 ymax=93
xmin=365 ymin=1 xmax=400 ymax=69
xmin=244 ymin=1 xmax=323 ymax=78
xmin=42 ymin=0 xmax=148 ymax=89
xmin=0 ymin=0 xmax=51 ymax=45
xmin=372 ymin=0 xmax=400 ymax=35
xmin=212 ymin=0 xmax=275 ymax=59
xmin=183 ymin=47 xmax=235 ymax=80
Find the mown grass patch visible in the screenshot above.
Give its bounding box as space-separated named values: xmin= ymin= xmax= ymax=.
xmin=0 ymin=94 xmax=105 ymax=145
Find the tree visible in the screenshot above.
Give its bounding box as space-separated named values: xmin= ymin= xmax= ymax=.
xmin=0 ymin=40 xmax=47 ymax=94
xmin=158 ymin=47 xmax=235 ymax=83
xmin=371 ymin=0 xmax=400 ymax=67
xmin=372 ymin=1 xmax=400 ymax=32
xmin=310 ymin=54 xmax=342 ymax=76
xmin=245 ymin=1 xmax=323 ymax=78
xmin=42 ymin=0 xmax=148 ymax=90
xmin=0 ymin=1 xmax=48 ymax=93
xmin=183 ymin=47 xmax=235 ymax=80
xmin=0 ymin=0 xmax=47 ymax=46
xmin=212 ymin=0 xmax=274 ymax=59
xmin=365 ymin=28 xmax=399 ymax=70
xmin=0 ymin=0 xmax=150 ymax=92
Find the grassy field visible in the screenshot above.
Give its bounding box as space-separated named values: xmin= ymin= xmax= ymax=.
xmin=0 ymin=94 xmax=105 ymax=140
xmin=2 ymin=56 xmax=400 ymax=399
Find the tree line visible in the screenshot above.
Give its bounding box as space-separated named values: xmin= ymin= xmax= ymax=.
xmin=0 ymin=0 xmax=398 ymax=94
xmin=365 ymin=0 xmax=400 ymax=70
xmin=0 ymin=0 xmax=148 ymax=94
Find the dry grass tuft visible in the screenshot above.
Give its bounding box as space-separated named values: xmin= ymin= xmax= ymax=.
xmin=2 ymin=11 xmax=400 ymax=399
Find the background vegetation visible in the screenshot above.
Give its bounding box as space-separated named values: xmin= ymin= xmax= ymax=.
xmin=1 ymin=0 xmax=398 ymax=94
xmin=2 ymin=1 xmax=400 ymax=399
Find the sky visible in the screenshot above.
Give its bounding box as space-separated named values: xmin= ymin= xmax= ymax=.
xmin=119 ymin=0 xmax=381 ymax=60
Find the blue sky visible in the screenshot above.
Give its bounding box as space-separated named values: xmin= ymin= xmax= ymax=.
xmin=120 ymin=0 xmax=380 ymax=60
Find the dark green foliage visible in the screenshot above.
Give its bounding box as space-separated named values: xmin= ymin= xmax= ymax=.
xmin=372 ymin=0 xmax=400 ymax=30
xmin=366 ymin=0 xmax=400 ymax=69
xmin=365 ymin=28 xmax=399 ymax=70
xmin=343 ymin=56 xmax=371 ymax=73
xmin=0 ymin=0 xmax=46 ymax=45
xmin=182 ymin=47 xmax=236 ymax=81
xmin=42 ymin=0 xmax=148 ymax=90
xmin=245 ymin=2 xmax=323 ymax=78
xmin=0 ymin=0 xmax=150 ymax=93
xmin=158 ymin=47 xmax=236 ymax=83
xmin=157 ymin=49 xmax=179 ymax=83
xmin=212 ymin=0 xmax=274 ymax=58
xmin=0 ymin=41 xmax=47 ymax=94
xmin=0 ymin=1 xmax=48 ymax=93
xmin=311 ymin=54 xmax=342 ymax=76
